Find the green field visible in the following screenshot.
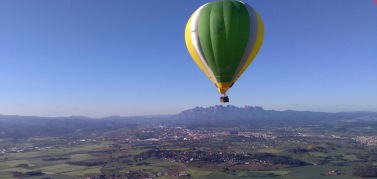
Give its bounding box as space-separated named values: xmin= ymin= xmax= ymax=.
xmin=0 ymin=140 xmax=113 ymax=178
xmin=1 ymin=137 xmax=375 ymax=179
xmin=1 ymin=116 xmax=377 ymax=178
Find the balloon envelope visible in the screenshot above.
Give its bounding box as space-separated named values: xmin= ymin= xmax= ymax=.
xmin=185 ymin=0 xmax=264 ymax=94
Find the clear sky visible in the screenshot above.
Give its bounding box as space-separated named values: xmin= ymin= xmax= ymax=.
xmin=1 ymin=0 xmax=376 ymax=117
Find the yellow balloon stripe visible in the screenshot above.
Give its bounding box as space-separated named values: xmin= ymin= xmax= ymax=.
xmin=216 ymin=82 xmax=232 ymax=94
xmin=232 ymin=11 xmax=264 ymax=83
xmin=185 ymin=14 xmax=217 ymax=85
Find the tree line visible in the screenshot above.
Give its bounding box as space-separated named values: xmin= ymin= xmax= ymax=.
xmin=134 ymin=149 xmax=309 ymax=166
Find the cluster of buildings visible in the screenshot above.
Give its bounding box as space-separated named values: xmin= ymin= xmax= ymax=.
xmin=133 ymin=125 xmax=279 ymax=142
xmin=353 ymin=136 xmax=377 ymax=146
xmin=1 ymin=145 xmax=57 ymax=153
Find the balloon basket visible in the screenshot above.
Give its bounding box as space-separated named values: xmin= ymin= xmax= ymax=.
xmin=220 ymin=96 xmax=229 ymax=103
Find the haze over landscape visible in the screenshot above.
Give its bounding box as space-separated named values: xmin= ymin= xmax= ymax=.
xmin=1 ymin=105 xmax=377 ymax=178
xmin=1 ymin=0 xmax=377 ymax=117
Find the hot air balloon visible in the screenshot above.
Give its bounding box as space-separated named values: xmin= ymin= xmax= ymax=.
xmin=185 ymin=0 xmax=264 ymax=103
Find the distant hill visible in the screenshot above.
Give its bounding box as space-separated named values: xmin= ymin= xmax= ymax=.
xmin=176 ymin=105 xmax=326 ymax=119
xmin=177 ymin=105 xmax=270 ymax=118
xmin=0 ymin=114 xmax=161 ymax=139
xmin=1 ymin=106 xmax=376 ymax=138
xmin=174 ymin=105 xmax=377 ymax=127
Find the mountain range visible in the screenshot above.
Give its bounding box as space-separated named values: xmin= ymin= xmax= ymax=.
xmin=1 ymin=105 xmax=376 ymax=122
xmin=175 ymin=105 xmax=377 ymax=121
xmin=1 ymin=105 xmax=376 ymax=138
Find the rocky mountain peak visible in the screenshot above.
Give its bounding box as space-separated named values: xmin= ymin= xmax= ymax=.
xmin=176 ymin=105 xmax=269 ymax=119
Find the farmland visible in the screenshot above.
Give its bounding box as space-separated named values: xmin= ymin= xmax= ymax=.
xmin=1 ymin=110 xmax=377 ymax=178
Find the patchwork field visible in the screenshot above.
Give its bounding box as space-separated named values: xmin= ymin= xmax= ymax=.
xmin=1 ymin=114 xmax=377 ymax=178
xmin=0 ymin=140 xmax=112 ymax=178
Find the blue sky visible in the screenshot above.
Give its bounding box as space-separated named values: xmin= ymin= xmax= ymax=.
xmin=1 ymin=0 xmax=376 ymax=117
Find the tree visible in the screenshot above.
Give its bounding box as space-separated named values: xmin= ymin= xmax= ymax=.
xmin=353 ymin=164 xmax=377 ymax=177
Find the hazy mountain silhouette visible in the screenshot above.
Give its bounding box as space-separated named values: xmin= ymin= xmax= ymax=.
xmin=0 ymin=115 xmax=157 ymax=139
xmin=0 ymin=106 xmax=376 ymax=138
xmin=176 ymin=105 xmax=326 ymax=120
xmin=173 ymin=105 xmax=377 ymax=128
xmin=176 ymin=105 xmax=376 ymax=118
